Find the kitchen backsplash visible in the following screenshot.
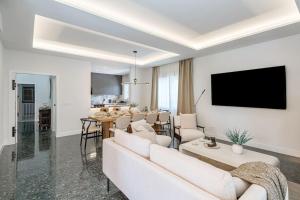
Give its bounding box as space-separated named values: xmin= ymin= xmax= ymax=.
xmin=91 ymin=95 xmax=120 ymax=105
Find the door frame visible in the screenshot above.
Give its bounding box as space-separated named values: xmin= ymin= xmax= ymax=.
xmin=9 ymin=71 xmax=59 ymax=145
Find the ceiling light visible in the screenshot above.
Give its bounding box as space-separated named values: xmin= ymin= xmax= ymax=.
xmin=123 ymin=51 xmax=150 ymax=85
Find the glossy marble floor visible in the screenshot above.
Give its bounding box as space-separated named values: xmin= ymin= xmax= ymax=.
xmin=1 ymin=122 xmax=300 ymax=199
xmin=0 ymin=122 xmax=127 ymax=200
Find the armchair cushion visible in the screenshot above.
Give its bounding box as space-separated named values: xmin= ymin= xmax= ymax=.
xmin=180 ymin=113 xmax=197 ymax=129
xmin=180 ymin=129 xmax=205 ymax=142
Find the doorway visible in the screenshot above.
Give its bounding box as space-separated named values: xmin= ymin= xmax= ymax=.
xmin=17 ymin=84 xmax=35 ymax=122
xmin=14 ymin=73 xmax=57 ymax=198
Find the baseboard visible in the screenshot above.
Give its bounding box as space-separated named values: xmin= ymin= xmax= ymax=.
xmin=217 ymin=135 xmax=300 ymax=158
xmin=56 ymin=129 xmax=81 ymax=138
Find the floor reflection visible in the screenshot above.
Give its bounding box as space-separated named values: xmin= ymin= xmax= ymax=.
xmin=0 ymin=122 xmax=127 ymax=200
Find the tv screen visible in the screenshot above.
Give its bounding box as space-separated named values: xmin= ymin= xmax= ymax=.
xmin=211 ymin=66 xmax=286 ymax=109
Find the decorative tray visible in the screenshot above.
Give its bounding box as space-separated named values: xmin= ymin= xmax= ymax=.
xmin=203 ymin=143 xmax=220 ymax=149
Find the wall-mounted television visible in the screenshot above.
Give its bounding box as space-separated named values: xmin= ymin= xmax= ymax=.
xmin=211 ymin=66 xmax=286 ymax=109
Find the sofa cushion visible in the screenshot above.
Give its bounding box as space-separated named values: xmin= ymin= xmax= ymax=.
xmin=114 ymin=129 xmax=151 ymax=158
xmin=131 ymin=120 xmax=155 ymax=133
xmin=150 ymin=145 xmax=237 ymax=200
xmin=133 ymin=131 xmax=157 ymax=144
xmin=232 ymin=177 xmax=250 ymax=197
xmin=180 ymin=113 xmax=197 ymax=129
xmin=180 ymin=129 xmax=205 ymax=142
xmin=155 ymin=135 xmax=172 ymax=147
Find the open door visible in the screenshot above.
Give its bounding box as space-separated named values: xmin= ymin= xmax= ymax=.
xmin=50 ymin=76 xmax=57 ymax=132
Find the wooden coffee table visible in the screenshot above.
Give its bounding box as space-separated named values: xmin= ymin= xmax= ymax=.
xmin=179 ymin=139 xmax=280 ymax=170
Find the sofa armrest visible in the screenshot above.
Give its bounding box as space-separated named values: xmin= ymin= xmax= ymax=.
xmin=238 ymin=184 xmax=266 ymax=200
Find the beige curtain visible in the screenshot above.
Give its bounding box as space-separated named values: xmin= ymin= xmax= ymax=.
xmin=177 ymin=58 xmax=195 ymax=114
xmin=150 ymin=66 xmax=159 ymax=111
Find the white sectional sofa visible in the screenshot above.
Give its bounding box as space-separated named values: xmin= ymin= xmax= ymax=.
xmin=103 ymin=130 xmax=288 ymax=200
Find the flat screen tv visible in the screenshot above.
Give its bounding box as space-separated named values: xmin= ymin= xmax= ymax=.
xmin=211 ymin=66 xmax=286 ymax=109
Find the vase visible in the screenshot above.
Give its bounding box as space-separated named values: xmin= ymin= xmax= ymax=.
xmin=232 ymin=144 xmax=243 ymax=154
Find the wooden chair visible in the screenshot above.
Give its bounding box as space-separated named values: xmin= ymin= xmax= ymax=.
xmin=80 ymin=118 xmax=102 ymax=150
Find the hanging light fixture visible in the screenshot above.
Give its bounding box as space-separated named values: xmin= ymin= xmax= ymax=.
xmin=123 ymin=50 xmax=150 ymax=85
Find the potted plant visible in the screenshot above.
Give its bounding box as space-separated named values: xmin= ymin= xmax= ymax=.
xmin=225 ymin=129 xmax=252 ymax=154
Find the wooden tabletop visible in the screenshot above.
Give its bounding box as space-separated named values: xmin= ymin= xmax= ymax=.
xmin=89 ymin=111 xmax=157 ymax=123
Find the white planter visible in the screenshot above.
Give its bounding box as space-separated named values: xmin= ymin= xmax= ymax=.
xmin=232 ymin=144 xmax=243 ymax=154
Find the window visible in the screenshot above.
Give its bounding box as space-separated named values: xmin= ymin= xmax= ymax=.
xmin=22 ymin=86 xmax=35 ymax=103
xmin=158 ymin=63 xmax=179 ymax=115
xmin=123 ymin=84 xmax=129 ymax=100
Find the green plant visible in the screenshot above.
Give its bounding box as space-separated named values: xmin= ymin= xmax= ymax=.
xmin=225 ymin=129 xmax=252 ymax=145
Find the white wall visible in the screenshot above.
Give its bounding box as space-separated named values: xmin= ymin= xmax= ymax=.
xmin=194 ymin=34 xmax=300 ymax=157
xmin=3 ymin=50 xmax=91 ymax=145
xmin=16 ymin=73 xmax=51 ymax=121
xmin=0 ymin=40 xmax=4 ymax=152
xmin=129 ymin=67 xmax=152 ymax=110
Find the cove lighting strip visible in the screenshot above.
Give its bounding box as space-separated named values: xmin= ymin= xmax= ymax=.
xmin=55 ymin=0 xmax=300 ymax=50
xmin=33 ymin=15 xmax=178 ymax=65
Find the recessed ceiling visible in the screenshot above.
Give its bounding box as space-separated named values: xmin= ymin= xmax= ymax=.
xmin=1 ymin=0 xmax=300 ymax=72
xmin=55 ymin=0 xmax=300 ymax=49
xmin=33 ymin=15 xmax=178 ymax=65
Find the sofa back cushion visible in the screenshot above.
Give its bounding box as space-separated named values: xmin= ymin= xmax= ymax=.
xmin=114 ymin=129 xmax=151 ymax=158
xmin=180 ymin=113 xmax=197 ymax=129
xmin=232 ymin=177 xmax=250 ymax=197
xmin=133 ymin=131 xmax=157 ymax=144
xmin=150 ymin=145 xmax=237 ymax=200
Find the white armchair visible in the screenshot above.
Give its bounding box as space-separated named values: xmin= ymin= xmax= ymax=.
xmin=131 ymin=120 xmax=171 ymax=147
xmin=173 ymin=114 xmax=205 ymax=145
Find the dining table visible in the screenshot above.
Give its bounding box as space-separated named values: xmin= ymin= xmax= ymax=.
xmin=89 ymin=111 xmax=158 ymax=139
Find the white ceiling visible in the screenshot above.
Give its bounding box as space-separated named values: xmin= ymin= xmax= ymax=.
xmin=1 ymin=0 xmax=300 ymax=74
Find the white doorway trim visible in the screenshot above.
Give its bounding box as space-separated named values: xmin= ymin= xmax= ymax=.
xmin=8 ymin=70 xmax=59 ymax=145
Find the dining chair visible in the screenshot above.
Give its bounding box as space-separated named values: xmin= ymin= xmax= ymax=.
xmin=155 ymin=112 xmax=171 ymax=136
xmin=109 ymin=116 xmax=131 ymax=136
xmin=146 ymin=113 xmax=158 ymax=126
xmin=132 ymin=113 xmax=145 ymax=122
xmin=80 ymin=118 xmax=102 ymax=150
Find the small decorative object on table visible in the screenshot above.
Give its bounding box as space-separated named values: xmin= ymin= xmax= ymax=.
xmin=203 ymin=137 xmax=220 ymax=149
xmin=226 ymin=129 xmax=252 ymax=154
